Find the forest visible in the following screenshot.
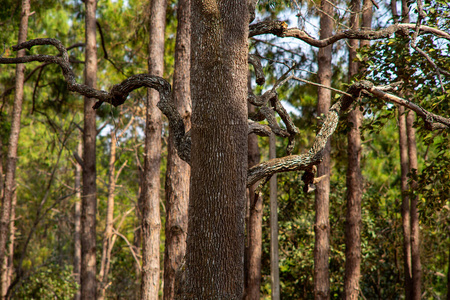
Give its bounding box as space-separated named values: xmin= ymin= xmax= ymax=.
xmin=0 ymin=0 xmax=449 ymax=299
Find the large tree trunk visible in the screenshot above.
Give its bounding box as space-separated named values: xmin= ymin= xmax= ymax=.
xmin=344 ymin=0 xmax=362 ymax=298
xmin=74 ymin=139 xmax=82 ymax=300
xmin=182 ymin=0 xmax=249 ymax=297
xmin=141 ymin=0 xmax=167 ymax=298
xmin=314 ymin=0 xmax=333 ymax=299
xmin=406 ymin=111 xmax=421 ymax=300
xmin=81 ymin=0 xmax=98 ymax=299
xmin=0 ymin=1 xmax=30 ymax=297
xmin=244 ymin=102 xmax=262 ymax=300
xmin=164 ymin=0 xmax=191 ymax=298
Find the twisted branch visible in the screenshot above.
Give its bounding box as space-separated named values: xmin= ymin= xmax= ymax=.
xmin=249 ymin=21 xmax=450 ymax=47
xmin=0 ymin=38 xmax=191 ymax=163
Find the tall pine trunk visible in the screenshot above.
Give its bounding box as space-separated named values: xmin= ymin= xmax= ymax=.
xmin=0 ymin=1 xmax=30 ymax=297
xmin=98 ymin=132 xmax=117 ymax=300
xmin=182 ymin=0 xmax=249 ymax=297
xmin=164 ymin=0 xmax=191 ymax=298
xmin=141 ymin=0 xmax=167 ymax=297
xmin=314 ymin=0 xmax=333 ymax=298
xmin=74 ymin=139 xmax=82 ymax=300
xmin=344 ymin=0 xmax=362 ymax=298
xmin=244 ymin=102 xmax=262 ymax=300
xmin=81 ymin=0 xmax=98 ymax=298
xmin=398 ymin=105 xmax=412 ymax=299
xmin=406 ymin=111 xmax=421 ymax=300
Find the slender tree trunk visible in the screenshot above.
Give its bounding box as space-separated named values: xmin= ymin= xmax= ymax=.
xmin=2 ymin=190 xmax=16 ymax=299
xmin=314 ymin=0 xmax=333 ymax=298
xmin=244 ymin=102 xmax=262 ymax=300
xmin=398 ymin=106 xmax=412 ymax=299
xmin=74 ymin=139 xmax=82 ymax=300
xmin=406 ymin=111 xmax=421 ymax=300
xmin=182 ymin=0 xmax=249 ymax=297
xmin=344 ymin=0 xmax=362 ymax=298
xmin=81 ymin=0 xmax=98 ymax=299
xmin=269 ymin=130 xmax=280 ymax=300
xmin=0 ymin=1 xmax=29 ymax=298
xmin=141 ymin=0 xmax=167 ymax=298
xmin=98 ymin=133 xmax=117 ymax=300
xmin=447 ymin=241 xmax=450 ymax=300
xmin=164 ymin=0 xmax=191 ymax=298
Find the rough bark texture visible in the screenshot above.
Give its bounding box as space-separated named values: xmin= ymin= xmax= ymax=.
xmin=141 ymin=0 xmax=167 ymax=298
xmin=269 ymin=131 xmax=280 ymax=300
xmin=244 ymin=103 xmax=262 ymax=300
xmin=0 ymin=1 xmax=29 ymax=297
xmin=398 ymin=106 xmax=412 ymax=299
xmin=164 ymin=0 xmax=191 ymax=298
xmin=314 ymin=0 xmax=333 ymax=299
xmin=182 ymin=0 xmax=249 ymax=298
xmin=344 ymin=0 xmax=362 ymax=298
xmin=406 ymin=110 xmax=421 ymax=300
xmin=81 ymin=0 xmax=98 ymax=299
xmin=74 ymin=139 xmax=82 ymax=300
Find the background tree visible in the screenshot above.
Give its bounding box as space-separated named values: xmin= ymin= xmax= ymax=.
xmin=164 ymin=0 xmax=191 ymax=298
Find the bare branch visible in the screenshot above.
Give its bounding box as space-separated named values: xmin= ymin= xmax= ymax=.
xmin=249 ymin=21 xmax=450 ymax=47
xmin=247 ymin=80 xmax=450 ymax=186
xmin=0 ymin=38 xmax=191 ymax=163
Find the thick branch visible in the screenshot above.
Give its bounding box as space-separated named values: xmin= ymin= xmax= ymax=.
xmin=249 ymin=21 xmax=450 ymax=47
xmin=248 ymin=54 xmax=265 ymax=85
xmin=247 ymin=80 xmax=450 ymax=186
xmin=0 ymin=38 xmax=191 ymax=163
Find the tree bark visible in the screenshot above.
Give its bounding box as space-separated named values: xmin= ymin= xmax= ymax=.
xmin=269 ymin=130 xmax=280 ymax=300
xmin=398 ymin=106 xmax=412 ymax=299
xmin=0 ymin=1 xmax=29 ymax=298
xmin=344 ymin=0 xmax=362 ymax=298
xmin=314 ymin=0 xmax=333 ymax=298
xmin=98 ymin=132 xmax=117 ymax=300
xmin=164 ymin=0 xmax=191 ymax=298
xmin=244 ymin=102 xmax=262 ymax=300
xmin=81 ymin=0 xmax=98 ymax=299
xmin=74 ymin=139 xmax=82 ymax=300
xmin=182 ymin=0 xmax=249 ymax=297
xmin=406 ymin=110 xmax=421 ymax=300
xmin=141 ymin=0 xmax=167 ymax=298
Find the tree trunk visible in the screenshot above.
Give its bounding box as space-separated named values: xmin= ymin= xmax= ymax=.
xmin=398 ymin=106 xmax=412 ymax=299
xmin=164 ymin=0 xmax=191 ymax=298
xmin=269 ymin=130 xmax=280 ymax=300
xmin=98 ymin=132 xmax=117 ymax=300
xmin=314 ymin=0 xmax=333 ymax=298
xmin=244 ymin=102 xmax=262 ymax=300
xmin=81 ymin=0 xmax=98 ymax=299
xmin=0 ymin=1 xmax=30 ymax=297
xmin=406 ymin=110 xmax=421 ymax=300
xmin=74 ymin=139 xmax=82 ymax=300
xmin=344 ymin=0 xmax=362 ymax=298
xmin=141 ymin=0 xmax=167 ymax=298
xmin=182 ymin=0 xmax=249 ymax=297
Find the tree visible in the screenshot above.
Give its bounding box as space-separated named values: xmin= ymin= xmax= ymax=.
xmin=314 ymin=0 xmax=333 ymax=298
xmin=344 ymin=0 xmax=363 ymax=298
xmin=141 ymin=0 xmax=167 ymax=298
xmin=80 ymin=0 xmax=98 ymax=298
xmin=0 ymin=0 xmax=30 ymax=297
xmin=164 ymin=0 xmax=191 ymax=298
